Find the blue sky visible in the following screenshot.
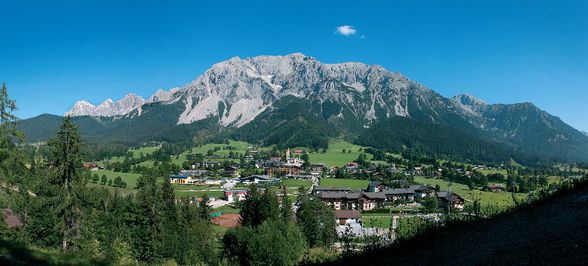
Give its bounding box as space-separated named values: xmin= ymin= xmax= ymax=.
xmin=1 ymin=0 xmax=587 ymax=131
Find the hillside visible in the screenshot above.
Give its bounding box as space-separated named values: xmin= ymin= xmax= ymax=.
xmin=323 ymin=181 xmax=588 ymax=265
xmin=356 ymin=116 xmax=535 ymax=163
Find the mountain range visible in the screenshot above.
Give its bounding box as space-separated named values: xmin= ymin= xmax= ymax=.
xmin=17 ymin=53 xmax=588 ymax=163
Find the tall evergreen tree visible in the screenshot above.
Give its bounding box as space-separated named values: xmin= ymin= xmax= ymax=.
xmin=280 ymin=185 xmax=292 ymax=223
xmin=199 ymin=194 xmax=212 ymax=221
xmin=49 ymin=116 xmax=85 ymax=251
xmin=134 ymin=173 xmax=158 ymax=262
xmin=0 ymin=82 xmax=20 ymax=137
xmin=240 ymin=184 xmax=261 ymax=227
xmin=155 ymin=175 xmax=179 ymax=261
xmin=0 ymin=83 xmax=25 ymax=186
xmin=296 ymin=195 xmax=337 ymax=248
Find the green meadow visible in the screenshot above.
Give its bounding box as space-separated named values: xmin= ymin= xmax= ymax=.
xmin=308 ymin=140 xmax=373 ymax=167
xmin=413 ymin=176 xmax=526 ymax=209
xmin=319 ymin=178 xmax=370 ymax=189
xmin=93 ymin=170 xmax=142 ymax=189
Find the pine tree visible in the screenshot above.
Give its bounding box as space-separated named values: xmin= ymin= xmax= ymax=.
xmin=0 ymin=83 xmax=20 ymax=139
xmin=49 ymin=116 xmax=84 ymax=251
xmin=240 ymin=184 xmax=261 ymax=227
xmin=155 ymin=175 xmax=179 ymax=261
xmin=198 ymin=194 xmax=212 ymax=221
xmin=296 ymin=195 xmax=336 ymax=248
xmin=134 ymin=173 xmax=158 ymax=262
xmin=240 ymin=184 xmax=280 ymax=228
xmin=280 ymin=185 xmax=292 ymax=223
xmin=0 ymin=83 xmax=25 ymax=187
xmin=259 ymin=189 xmax=280 ymax=223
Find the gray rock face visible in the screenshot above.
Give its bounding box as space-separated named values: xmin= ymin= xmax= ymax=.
xmin=171 ymin=53 xmax=441 ymax=127
xmin=65 ymin=93 xmax=145 ymax=117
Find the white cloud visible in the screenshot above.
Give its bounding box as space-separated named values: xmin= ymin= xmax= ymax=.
xmin=336 ymin=25 xmax=357 ymax=36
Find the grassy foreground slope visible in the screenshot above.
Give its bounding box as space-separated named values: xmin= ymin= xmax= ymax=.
xmin=323 ymin=181 xmax=588 ymax=265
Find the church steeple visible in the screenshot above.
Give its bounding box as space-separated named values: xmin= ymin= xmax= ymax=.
xmin=286 ymin=148 xmax=291 ymax=160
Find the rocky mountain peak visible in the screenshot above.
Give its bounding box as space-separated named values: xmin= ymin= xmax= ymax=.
xmin=65 ymin=94 xmax=145 ymax=117
xmin=175 ymin=53 xmax=420 ymax=126
xmin=147 ymin=88 xmax=180 ymax=103
xmin=451 ymin=93 xmax=488 ymax=116
xmin=452 ymin=93 xmax=486 ymax=106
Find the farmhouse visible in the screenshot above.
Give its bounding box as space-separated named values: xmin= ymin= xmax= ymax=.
xmin=383 ymin=188 xmax=416 ymax=202
xmin=318 ymin=191 xmax=347 ymax=210
xmin=285 ymin=174 xmax=314 ymax=180
xmin=82 ymin=163 xmax=101 ymax=171
xmin=334 ymin=210 xmax=362 ymax=225
xmin=223 ymin=165 xmax=240 ymax=177
xmin=224 ymin=190 xmax=248 ymax=202
xmin=486 ymin=184 xmax=506 ymax=192
xmin=309 ymin=163 xmax=326 ymax=175
xmin=201 ymin=161 xmax=222 ymax=168
xmin=312 ymin=187 xmax=352 ymax=195
xmin=318 ymin=191 xmax=386 ymax=211
xmin=366 ymin=181 xmax=386 ymax=192
xmin=436 ymin=191 xmax=465 ymax=211
xmin=238 ymin=175 xmax=280 ymax=185
xmin=410 ymin=185 xmax=436 ymax=198
xmin=355 ymin=192 xmax=386 ymax=210
xmin=169 ymin=175 xmax=196 ymax=184
xmin=179 ymin=169 xmax=208 ymax=178
xmin=268 ymin=164 xmax=302 ymax=176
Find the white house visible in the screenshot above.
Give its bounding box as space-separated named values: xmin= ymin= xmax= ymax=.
xmin=224 ymin=190 xmax=248 ymax=202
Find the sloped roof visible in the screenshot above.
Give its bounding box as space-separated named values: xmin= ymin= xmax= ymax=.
xmin=384 ymin=188 xmax=415 ymax=195
xmin=362 ymin=192 xmax=387 ymax=199
xmin=334 ymin=210 xmax=362 ymax=219
xmin=319 ymin=191 xmax=348 ymax=199
xmin=437 ymin=191 xmax=465 ymax=202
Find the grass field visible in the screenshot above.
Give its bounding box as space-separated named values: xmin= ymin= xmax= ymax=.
xmin=93 ymin=170 xmax=142 ymax=189
xmin=191 ymin=140 xmax=251 ymax=156
xmin=87 ymin=183 xmax=137 ymax=196
xmin=319 ymin=178 xmax=370 ymax=189
xmin=214 ymin=205 xmax=241 ymax=214
xmin=282 ymin=179 xmax=312 ymax=188
xmin=169 ymin=140 xmax=252 ymax=166
xmin=413 ymin=176 xmax=526 ymax=209
xmin=308 ymin=140 xmax=373 ymax=167
xmin=478 ymin=168 xmax=508 ymax=176
xmin=362 ymin=213 xmax=393 ymax=228
xmin=175 ymin=190 xmax=225 ymax=199
xmin=129 ymin=146 xmax=160 ymax=158
xmin=104 ymin=146 xmax=161 ymax=164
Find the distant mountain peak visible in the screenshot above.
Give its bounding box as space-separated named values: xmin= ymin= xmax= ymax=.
xmin=65 ymin=93 xmax=145 ymax=117
xmin=452 ymin=93 xmax=486 ymax=106
xmin=451 ymin=93 xmax=487 ymax=116
xmin=65 ymin=87 xmax=187 ymax=117
xmin=147 ymin=88 xmax=180 ymax=103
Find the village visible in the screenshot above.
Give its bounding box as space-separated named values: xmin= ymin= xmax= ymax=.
xmin=140 ymin=144 xmax=507 ymax=239
xmin=77 ymin=139 xmax=585 ymax=247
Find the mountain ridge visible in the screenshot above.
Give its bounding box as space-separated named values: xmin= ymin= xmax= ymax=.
xmin=24 ymin=53 xmax=588 ymax=163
